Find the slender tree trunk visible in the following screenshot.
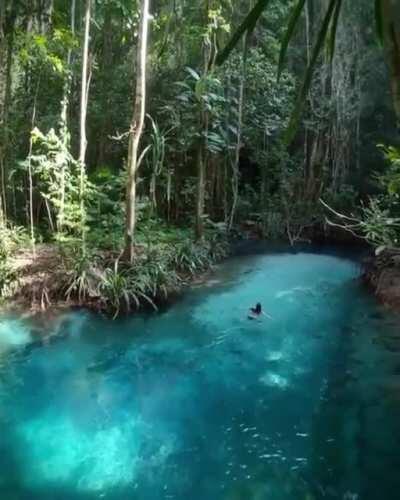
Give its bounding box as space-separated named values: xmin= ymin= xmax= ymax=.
xmin=97 ymin=4 xmax=113 ymax=166
xmin=195 ymin=1 xmax=213 ymax=241
xmin=79 ymin=0 xmax=91 ymax=238
xmin=195 ymin=142 xmax=206 ymax=239
xmin=0 ymin=0 xmax=7 ymax=225
xmin=166 ymin=168 xmax=172 ymax=221
xmin=0 ymin=0 xmax=17 ymax=225
xmin=229 ymin=34 xmax=248 ymax=230
xmin=150 ymin=173 xmax=157 ymax=212
xmin=195 ymin=104 xmax=207 ymax=240
xmin=27 ymin=81 xmax=41 ymax=255
xmin=125 ymin=0 xmax=150 ymax=261
xmin=59 ymin=0 xmax=76 ymax=233
xmin=40 ymin=0 xmax=54 ymax=34
xmin=303 ymin=0 xmax=311 ymax=193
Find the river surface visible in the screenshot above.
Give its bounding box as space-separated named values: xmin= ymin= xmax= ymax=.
xmin=1 ymin=250 xmax=400 ymax=500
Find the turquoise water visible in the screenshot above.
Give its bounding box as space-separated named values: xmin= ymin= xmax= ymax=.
xmin=1 ymin=250 xmax=400 ymax=499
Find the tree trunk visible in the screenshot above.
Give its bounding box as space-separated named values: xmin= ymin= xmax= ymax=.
xmin=195 ymin=142 xmax=206 ymax=239
xmin=40 ymin=0 xmax=54 ymax=34
xmin=59 ymin=0 xmax=76 ymax=233
xmin=27 ymin=82 xmax=41 ymax=255
xmin=229 ymin=34 xmax=248 ymax=230
xmin=195 ymin=1 xmax=213 ymax=241
xmin=125 ymin=0 xmax=150 ymax=261
xmin=79 ymin=0 xmax=91 ymax=236
xmin=97 ymin=4 xmax=113 ymax=167
xmin=0 ymin=0 xmax=8 ymax=224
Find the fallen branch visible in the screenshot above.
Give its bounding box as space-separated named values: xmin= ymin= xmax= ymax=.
xmin=319 ymin=197 xmax=359 ymax=222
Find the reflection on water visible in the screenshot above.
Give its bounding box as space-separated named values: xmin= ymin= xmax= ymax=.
xmin=0 ymin=251 xmax=400 ymax=499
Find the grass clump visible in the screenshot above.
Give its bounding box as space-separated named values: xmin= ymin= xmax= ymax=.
xmin=61 ymin=224 xmax=229 ymax=318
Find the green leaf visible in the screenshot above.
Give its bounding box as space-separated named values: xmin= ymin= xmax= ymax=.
xmin=277 ymin=0 xmax=306 ymax=81
xmin=215 ymin=0 xmax=272 ymax=66
xmin=328 ymin=0 xmax=343 ymax=61
xmin=284 ymin=0 xmax=339 ymax=145
xmin=185 ymin=66 xmax=200 ymax=81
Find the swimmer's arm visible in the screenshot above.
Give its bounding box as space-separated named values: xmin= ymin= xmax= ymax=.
xmin=262 ymin=312 xmax=273 ymax=319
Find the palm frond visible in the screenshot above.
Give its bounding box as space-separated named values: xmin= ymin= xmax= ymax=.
xmin=284 ymin=0 xmax=339 ymax=144
xmin=328 ymin=0 xmax=343 ymax=60
xmin=277 ymin=0 xmax=307 ymax=80
xmin=215 ymin=0 xmax=272 ymax=66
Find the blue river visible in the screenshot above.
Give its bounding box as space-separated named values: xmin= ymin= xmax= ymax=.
xmin=0 ymin=250 xmax=400 ymax=499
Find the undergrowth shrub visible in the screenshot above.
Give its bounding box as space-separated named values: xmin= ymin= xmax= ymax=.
xmin=62 ymin=244 xmax=101 ymax=302
xmin=0 ymin=225 xmax=29 ymax=258
xmin=0 ymin=225 xmax=27 ymax=299
xmin=60 ymin=228 xmax=229 ymax=318
xmin=99 ymin=262 xmax=132 ymax=318
xmin=0 ymin=260 xmax=19 ymax=300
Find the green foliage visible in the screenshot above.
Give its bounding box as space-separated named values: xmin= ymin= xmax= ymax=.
xmin=216 ymin=0 xmax=272 ymax=66
xmin=277 ymin=0 xmax=306 ymax=79
xmin=63 ymin=245 xmax=100 ymax=302
xmin=360 ymin=198 xmax=400 ymax=247
xmin=86 ymin=167 xmax=126 ymax=250
xmin=18 ymin=127 xmax=82 ymax=236
xmin=324 ymin=185 xmax=359 ymax=214
xmin=285 ymin=0 xmax=339 ymax=144
xmin=378 ymin=145 xmax=400 ymax=197
xmin=60 ymin=220 xmax=228 ymax=317
xmin=0 ymin=225 xmax=25 ymax=299
xmin=99 ymin=262 xmax=135 ymax=318
xmin=169 ymin=67 xmax=234 ymax=155
xmin=171 ymin=240 xmax=210 ymax=274
xmin=99 ymin=256 xmax=180 ymax=319
xmin=0 ymin=225 xmax=29 ymax=259
xmin=231 ymin=47 xmax=295 ymax=152
xmin=356 ymin=146 xmax=400 ymax=247
xmin=322 ymin=146 xmax=400 ymax=248
xmin=17 ymin=30 xmax=70 ymax=75
xmin=0 ymin=260 xmax=19 ymax=300
xmin=170 ymin=232 xmax=229 ymax=274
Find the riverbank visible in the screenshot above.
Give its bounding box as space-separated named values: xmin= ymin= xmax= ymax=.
xmin=362 ymin=247 xmax=400 ymax=310
xmin=4 ymin=226 xmax=400 ymax=319
xmin=1 ymin=230 xmax=230 ymax=317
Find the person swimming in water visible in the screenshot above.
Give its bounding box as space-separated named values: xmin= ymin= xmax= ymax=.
xmin=248 ymin=302 xmax=272 ymax=320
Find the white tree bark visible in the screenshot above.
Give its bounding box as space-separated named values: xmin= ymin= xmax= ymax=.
xmin=79 ymin=0 xmax=91 ymax=235
xmin=59 ymin=0 xmax=76 ymax=233
xmin=125 ymin=0 xmax=150 ymax=261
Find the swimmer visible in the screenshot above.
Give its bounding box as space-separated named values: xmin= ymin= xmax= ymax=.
xmin=248 ymin=303 xmax=272 ymax=320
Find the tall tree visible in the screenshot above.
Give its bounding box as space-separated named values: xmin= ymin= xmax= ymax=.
xmin=125 ymin=0 xmax=151 ymax=260
xmin=79 ymin=0 xmax=92 ymax=235
xmin=229 ymin=34 xmax=249 ymax=230
xmin=0 ymin=0 xmax=10 ymax=224
xmin=59 ymin=0 xmax=76 ymax=233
